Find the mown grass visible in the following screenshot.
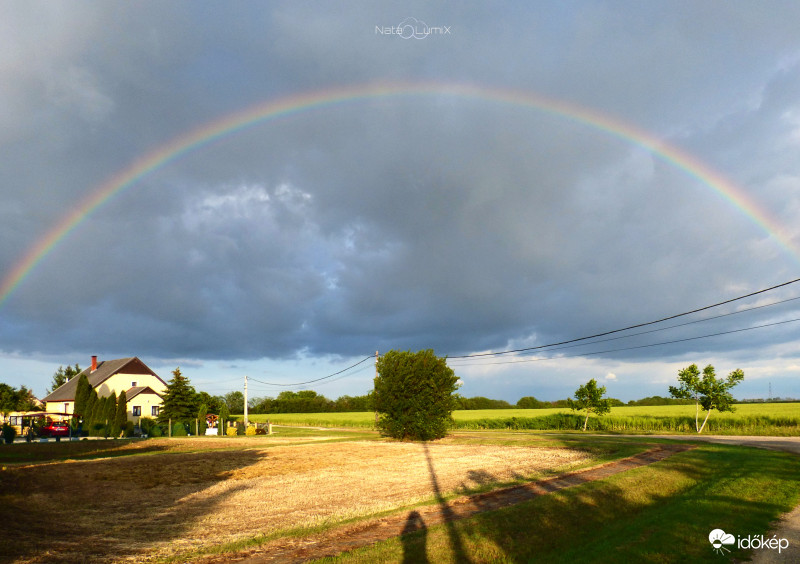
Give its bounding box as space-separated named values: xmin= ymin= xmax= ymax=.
xmin=155 ymin=432 xmax=652 ymax=563
xmin=317 ymin=443 xmax=800 ymax=563
xmin=244 ymin=403 xmax=800 ymax=435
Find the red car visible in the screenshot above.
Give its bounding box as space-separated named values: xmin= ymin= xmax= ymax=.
xmin=38 ymin=421 xmax=70 ymax=438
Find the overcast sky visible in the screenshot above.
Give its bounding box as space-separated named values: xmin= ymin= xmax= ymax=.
xmin=2 ymin=2 xmax=800 ymax=403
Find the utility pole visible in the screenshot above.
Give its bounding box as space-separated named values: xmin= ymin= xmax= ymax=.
xmin=244 ymin=375 xmax=249 ymax=426
xmin=769 ymin=382 xmax=772 ymax=402
xmin=374 ymin=351 xmax=379 ymax=429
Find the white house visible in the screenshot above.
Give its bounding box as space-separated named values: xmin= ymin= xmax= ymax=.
xmin=42 ymin=356 xmax=167 ymax=421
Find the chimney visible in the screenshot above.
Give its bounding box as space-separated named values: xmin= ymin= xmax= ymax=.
xmin=91 ymin=355 xmax=98 ymax=372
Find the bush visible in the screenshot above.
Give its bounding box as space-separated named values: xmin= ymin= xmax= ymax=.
xmin=139 ymin=417 xmax=156 ymax=435
xmin=149 ymin=424 xmax=163 ymax=437
xmin=245 ymin=425 xmax=256 ymax=436
xmin=373 ymin=349 xmax=460 ymax=441
xmin=172 ymin=421 xmax=188 ymax=437
xmin=2 ymin=423 xmax=16 ymax=444
xmin=235 ymin=422 xmax=245 ymax=436
xmin=226 ymin=426 xmax=237 ymax=437
xmin=124 ymin=421 xmax=134 ymax=437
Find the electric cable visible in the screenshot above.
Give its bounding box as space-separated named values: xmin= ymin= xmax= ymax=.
xmin=247 ymin=354 xmax=374 ymax=387
xmin=451 ymin=316 xmax=800 ymax=367
xmin=447 ymin=277 xmax=800 ymax=359
xmin=448 ymin=295 xmax=800 ymax=363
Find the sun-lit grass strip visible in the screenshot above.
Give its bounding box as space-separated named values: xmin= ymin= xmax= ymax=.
xmin=318 ymin=443 xmax=800 ymax=563
xmin=242 ymin=403 xmax=800 ymax=434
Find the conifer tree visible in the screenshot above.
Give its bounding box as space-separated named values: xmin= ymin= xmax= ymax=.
xmin=104 ymin=392 xmax=117 ymax=436
xmin=85 ymin=389 xmax=98 ymax=433
xmin=73 ymin=373 xmax=91 ymax=419
xmin=218 ymin=403 xmax=229 ymax=437
xmin=158 ymin=368 xmax=197 ymax=425
xmin=115 ymin=391 xmax=128 ymax=437
xmin=198 ymin=403 xmax=208 ymax=435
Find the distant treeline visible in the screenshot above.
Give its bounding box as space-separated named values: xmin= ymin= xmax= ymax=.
xmin=238 ymin=390 xmax=785 ymax=414
xmin=248 ymin=391 xmax=373 ymax=414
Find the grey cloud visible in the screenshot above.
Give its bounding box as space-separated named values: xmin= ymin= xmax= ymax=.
xmin=2 ymin=3 xmax=800 ymax=401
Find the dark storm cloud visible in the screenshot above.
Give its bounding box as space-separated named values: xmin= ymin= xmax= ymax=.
xmin=2 ymin=0 xmax=800 ymax=388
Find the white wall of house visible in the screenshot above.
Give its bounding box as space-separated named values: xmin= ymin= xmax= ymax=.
xmin=129 ymin=392 xmax=164 ymax=421
xmin=45 ymin=401 xmax=74 ymax=416
xmin=96 ymin=373 xmax=167 ymax=398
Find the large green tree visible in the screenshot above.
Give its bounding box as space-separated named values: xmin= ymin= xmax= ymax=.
xmin=47 ymin=364 xmax=82 ymax=394
xmin=373 ymin=349 xmax=460 ymax=441
xmin=669 ymin=364 xmax=744 ymax=433
xmin=158 ymin=368 xmax=197 ymax=424
xmin=568 ymin=379 xmax=612 ymax=431
xmin=195 ymin=391 xmax=223 ymax=414
xmin=223 ymin=390 xmax=244 ymax=414
xmin=0 ymin=384 xmax=39 ymax=414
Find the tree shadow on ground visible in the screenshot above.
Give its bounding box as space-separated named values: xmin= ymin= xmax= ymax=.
xmin=0 ymin=447 xmax=269 ymax=563
xmin=440 ymin=444 xmax=800 ymax=563
xmin=0 ymin=438 xmax=172 ymax=465
xmin=422 ymin=442 xmax=473 ymax=563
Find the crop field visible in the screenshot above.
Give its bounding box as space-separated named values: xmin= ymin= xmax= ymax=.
xmin=245 ymin=402 xmax=800 ymax=435
xmin=1 ymin=429 xmax=798 ymax=563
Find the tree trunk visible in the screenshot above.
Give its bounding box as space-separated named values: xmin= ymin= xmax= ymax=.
xmin=694 ymin=397 xmax=700 ymax=432
xmin=583 ymin=412 xmax=589 ymax=431
xmin=697 ymin=409 xmax=712 ymax=434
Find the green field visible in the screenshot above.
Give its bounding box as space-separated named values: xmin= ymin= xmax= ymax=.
xmin=242 ymin=403 xmax=800 ymax=435
xmin=3 ymin=428 xmax=798 ymax=562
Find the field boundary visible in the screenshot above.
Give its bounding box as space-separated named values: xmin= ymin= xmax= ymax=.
xmin=206 ymin=443 xmax=693 ymax=564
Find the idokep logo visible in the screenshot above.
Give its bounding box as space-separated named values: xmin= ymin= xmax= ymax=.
xmin=709 ymin=529 xmax=735 ymax=555
xmin=709 ymin=528 xmax=789 ymax=556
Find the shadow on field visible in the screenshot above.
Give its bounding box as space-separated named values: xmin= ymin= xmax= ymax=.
xmin=421 ymin=443 xmax=472 ymax=563
xmin=0 ymin=447 xmax=269 ymax=563
xmin=0 ymin=438 xmax=171 ymax=465
xmin=421 ymin=444 xmax=800 ymax=563
xmin=401 ymin=511 xmax=430 ymax=564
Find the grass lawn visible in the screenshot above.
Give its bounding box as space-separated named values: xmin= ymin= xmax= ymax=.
xmin=2 ymin=430 xmax=797 ymax=563
xmin=0 ymin=430 xmax=626 ymax=563
xmin=317 ymin=442 xmax=800 ymax=563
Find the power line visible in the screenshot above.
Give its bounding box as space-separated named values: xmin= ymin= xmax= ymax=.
xmin=447 ymin=277 xmax=800 ymax=359
xmin=449 ymin=295 xmax=800 ymax=363
xmin=247 ymin=355 xmax=374 ymax=387
xmin=451 ymin=316 xmax=800 ymax=367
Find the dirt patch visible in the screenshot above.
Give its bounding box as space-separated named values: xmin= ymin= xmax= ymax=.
xmin=1 ymin=439 xmax=589 ymax=563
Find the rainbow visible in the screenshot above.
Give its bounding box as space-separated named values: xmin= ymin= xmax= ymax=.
xmin=1 ymin=81 xmax=796 ymax=307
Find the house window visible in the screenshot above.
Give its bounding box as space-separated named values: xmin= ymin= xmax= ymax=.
xmin=151 ymin=406 xmax=160 ymax=416
xmin=131 ymin=381 xmax=137 ymax=387
xmin=132 ymin=406 xmax=142 ymax=416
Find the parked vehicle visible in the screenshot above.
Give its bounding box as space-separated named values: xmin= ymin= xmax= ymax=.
xmin=5 ymin=412 xmax=71 ymax=441
xmin=39 ymin=421 xmax=70 ymax=437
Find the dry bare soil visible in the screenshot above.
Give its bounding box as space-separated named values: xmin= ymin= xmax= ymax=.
xmin=1 ymin=434 xmax=591 ymax=563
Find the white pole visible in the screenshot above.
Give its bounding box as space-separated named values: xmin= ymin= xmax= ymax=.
xmin=374 ymin=351 xmax=379 ymax=428
xmin=244 ymin=375 xmax=249 ymax=427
